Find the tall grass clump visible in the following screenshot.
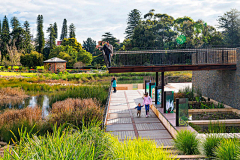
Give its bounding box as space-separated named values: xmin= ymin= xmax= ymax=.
xmin=49 ymin=98 xmax=103 ymax=128
xmin=0 ymin=87 xmax=28 ymax=105
xmin=3 ymin=123 xmax=113 ymax=160
xmin=214 ymin=138 xmax=240 ymax=160
xmin=173 ymin=130 xmax=199 ymax=155
xmin=0 ymin=107 xmax=42 ymax=143
xmin=203 ymin=134 xmax=224 ymax=158
xmin=109 ymin=136 xmax=174 ymax=159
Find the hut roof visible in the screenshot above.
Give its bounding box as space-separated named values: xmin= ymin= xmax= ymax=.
xmin=43 ymin=57 xmax=67 ymax=63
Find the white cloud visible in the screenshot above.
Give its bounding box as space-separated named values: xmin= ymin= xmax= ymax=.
xmin=0 ymin=0 xmax=239 ymax=44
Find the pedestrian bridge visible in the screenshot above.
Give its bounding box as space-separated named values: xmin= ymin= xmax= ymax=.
xmin=103 ymin=48 xmax=237 ymax=73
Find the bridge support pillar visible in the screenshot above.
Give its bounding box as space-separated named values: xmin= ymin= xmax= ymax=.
xmin=161 ymin=72 xmax=165 ymax=108
xmin=155 ymin=72 xmax=159 ymax=105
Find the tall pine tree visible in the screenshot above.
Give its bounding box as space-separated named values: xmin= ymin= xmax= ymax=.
xmin=60 ymin=19 xmax=67 ymax=40
xmin=53 ymin=22 xmax=58 ymax=39
xmin=1 ymin=15 xmax=10 ymax=59
xmin=47 ymin=24 xmax=56 ymax=49
xmin=36 ymin=15 xmax=45 ymax=53
xmin=0 ymin=21 xmax=2 ymax=37
xmin=11 ymin=16 xmax=20 ymax=30
xmin=23 ymin=21 xmax=31 ymax=53
xmin=69 ymin=23 xmax=75 ymax=38
xmin=125 ymin=9 xmax=141 ymax=39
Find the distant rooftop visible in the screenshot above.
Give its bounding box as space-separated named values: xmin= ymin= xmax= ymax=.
xmin=43 ymin=57 xmax=67 ymax=63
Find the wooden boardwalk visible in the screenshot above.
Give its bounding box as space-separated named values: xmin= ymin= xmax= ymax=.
xmin=106 ymin=90 xmax=173 ymax=146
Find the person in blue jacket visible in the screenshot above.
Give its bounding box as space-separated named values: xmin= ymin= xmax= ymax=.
xmin=135 ymin=103 xmax=143 ymax=117
xmin=112 ymin=77 xmax=117 ymax=93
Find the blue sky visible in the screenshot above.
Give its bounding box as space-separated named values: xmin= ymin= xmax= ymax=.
xmin=0 ymin=0 xmax=239 ymax=44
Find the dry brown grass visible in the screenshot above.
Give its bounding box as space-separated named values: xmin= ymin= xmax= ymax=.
xmin=50 ymin=98 xmax=103 ymax=126
xmin=0 ymin=87 xmax=29 ymax=105
xmin=0 ymin=107 xmax=42 ymax=126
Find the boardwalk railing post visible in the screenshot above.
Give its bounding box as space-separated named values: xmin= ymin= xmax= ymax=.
xmin=176 ymin=98 xmax=179 ymax=126
xmin=164 ymin=91 xmax=167 ymax=113
xmin=161 ymin=72 xmax=165 ymax=108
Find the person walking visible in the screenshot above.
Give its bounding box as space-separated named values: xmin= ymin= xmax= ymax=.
xmin=134 ymin=103 xmax=143 ymax=117
xmin=143 ymin=92 xmax=152 ymax=118
xmin=112 ymin=77 xmax=117 ymax=93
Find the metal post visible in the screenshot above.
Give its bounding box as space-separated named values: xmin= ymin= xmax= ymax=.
xmin=161 ymin=72 xmax=165 ymax=108
xmin=156 ymin=72 xmax=159 ymax=86
xmin=164 ymin=92 xmax=166 ymax=113
xmin=176 ymin=98 xmax=179 ymax=126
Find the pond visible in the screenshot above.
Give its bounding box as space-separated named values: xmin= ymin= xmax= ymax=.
xmin=0 ymin=95 xmax=50 ymax=118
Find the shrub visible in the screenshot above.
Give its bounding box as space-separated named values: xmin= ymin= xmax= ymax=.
xmin=203 ymin=134 xmax=224 ymax=158
xmin=214 ymin=139 xmax=240 ymax=160
xmin=173 ymin=130 xmax=199 ymax=155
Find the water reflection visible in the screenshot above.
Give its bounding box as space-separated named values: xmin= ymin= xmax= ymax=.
xmin=0 ymin=95 xmax=50 ymax=118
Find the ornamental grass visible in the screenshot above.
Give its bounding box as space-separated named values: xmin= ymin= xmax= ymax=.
xmin=50 ymin=98 xmax=103 ymax=128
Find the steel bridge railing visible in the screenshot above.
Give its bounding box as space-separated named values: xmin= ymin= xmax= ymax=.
xmin=105 ymin=48 xmax=237 ymax=67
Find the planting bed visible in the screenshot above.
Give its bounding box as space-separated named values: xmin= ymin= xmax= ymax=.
xmin=192 ymin=112 xmax=240 ymax=120
xmin=189 ymin=123 xmax=240 ymax=133
xmin=189 ymin=102 xmax=224 ymax=109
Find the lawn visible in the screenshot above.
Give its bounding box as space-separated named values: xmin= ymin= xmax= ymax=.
xmin=0 ymin=72 xmax=38 ymax=77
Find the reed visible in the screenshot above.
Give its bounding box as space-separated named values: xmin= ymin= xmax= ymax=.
xmin=50 ymin=98 xmax=103 ymax=128
xmin=0 ymin=107 xmax=43 ymax=143
xmin=0 ymin=87 xmax=29 ymax=105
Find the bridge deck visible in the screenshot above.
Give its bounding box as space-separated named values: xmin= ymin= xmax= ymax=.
xmin=108 ymin=64 xmax=236 ymax=73
xmin=106 ymin=90 xmax=173 ymax=146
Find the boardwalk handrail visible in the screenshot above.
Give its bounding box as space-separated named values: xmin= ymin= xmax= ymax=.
xmin=108 ymin=48 xmax=237 ymax=68
xmin=102 ymin=83 xmax=112 ymax=129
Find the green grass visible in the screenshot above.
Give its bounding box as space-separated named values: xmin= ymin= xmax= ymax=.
xmin=3 ymin=123 xmax=174 ymax=160
xmin=203 ymin=134 xmax=225 ymax=158
xmin=214 ymin=138 xmax=240 ymax=160
xmin=173 ymin=130 xmax=200 ymax=155
xmin=0 ymin=72 xmax=38 ymax=77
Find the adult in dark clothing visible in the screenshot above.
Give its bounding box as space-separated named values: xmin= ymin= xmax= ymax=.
xmin=101 ymin=41 xmax=113 ymax=67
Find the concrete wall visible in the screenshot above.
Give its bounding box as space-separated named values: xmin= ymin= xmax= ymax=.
xmin=192 ymin=48 xmax=240 ymax=109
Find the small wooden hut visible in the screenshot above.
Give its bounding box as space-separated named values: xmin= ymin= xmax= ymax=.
xmin=43 ymin=57 xmax=67 ymax=73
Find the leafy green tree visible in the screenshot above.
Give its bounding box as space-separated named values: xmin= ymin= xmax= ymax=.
xmin=61 ymin=37 xmax=82 ymax=52
xmin=60 ymin=19 xmax=67 ymax=40
xmin=83 ymin=37 xmax=96 ymax=54
xmin=1 ymin=15 xmax=10 ymax=59
xmin=49 ymin=45 xmax=77 ymax=66
xmin=125 ymin=9 xmax=141 ymax=39
xmin=77 ymin=49 xmax=92 ymax=65
xmin=53 ymin=22 xmax=58 ymax=39
xmin=69 ymin=23 xmax=76 ymax=38
xmin=20 ymin=51 xmax=43 ymax=69
xmin=47 ymin=24 xmax=56 ymax=49
xmin=91 ymin=48 xmax=104 ymax=66
xmin=218 ymin=9 xmax=240 ymax=45
xmin=36 ymin=15 xmax=45 ymax=53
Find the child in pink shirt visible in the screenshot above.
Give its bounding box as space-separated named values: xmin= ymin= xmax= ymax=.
xmin=143 ymin=92 xmax=152 ymax=117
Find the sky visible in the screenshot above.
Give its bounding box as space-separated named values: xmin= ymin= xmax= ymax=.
xmin=0 ymin=0 xmax=239 ymax=44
